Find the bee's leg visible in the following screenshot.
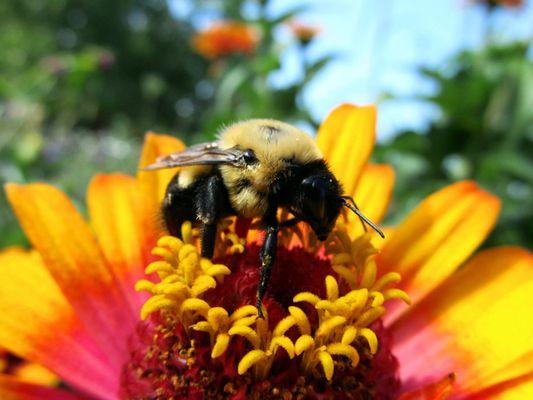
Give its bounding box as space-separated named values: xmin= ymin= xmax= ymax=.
xmin=201 ymin=223 xmax=217 ymax=259
xmin=256 ymin=207 xmax=279 ymax=318
xmin=195 ymin=174 xmax=228 ymax=259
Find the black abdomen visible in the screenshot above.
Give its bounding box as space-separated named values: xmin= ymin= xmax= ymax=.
xmin=161 ymin=170 xmax=235 ymax=238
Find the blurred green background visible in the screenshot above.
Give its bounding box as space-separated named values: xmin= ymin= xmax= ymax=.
xmin=1 ymin=0 xmax=531 ymax=249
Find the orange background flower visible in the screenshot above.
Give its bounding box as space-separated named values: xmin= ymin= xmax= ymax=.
xmin=192 ymin=21 xmax=260 ymax=59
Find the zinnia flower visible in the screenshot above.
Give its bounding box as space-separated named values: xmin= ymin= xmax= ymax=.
xmin=192 ymin=21 xmax=260 ymax=60
xmin=1 ymin=104 xmax=532 ymax=399
xmin=472 ymin=0 xmax=524 ymax=8
xmin=287 ymin=20 xmax=321 ymax=45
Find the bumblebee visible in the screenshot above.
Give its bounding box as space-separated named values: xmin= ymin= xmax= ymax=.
xmin=145 ymin=119 xmax=383 ymax=316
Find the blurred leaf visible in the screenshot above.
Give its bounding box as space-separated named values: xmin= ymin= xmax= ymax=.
xmin=380 ymin=40 xmax=533 ymax=248
xmin=271 ymin=6 xmax=308 ymax=25
xmin=303 ymin=55 xmax=334 ymax=83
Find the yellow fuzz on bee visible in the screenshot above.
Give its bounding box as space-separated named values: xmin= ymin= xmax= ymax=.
xmin=137 ymin=221 xmax=410 ymax=382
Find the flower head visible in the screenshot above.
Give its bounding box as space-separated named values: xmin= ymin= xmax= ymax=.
xmin=472 ymin=0 xmax=524 ymax=8
xmin=1 ymin=106 xmax=532 ymax=399
xmin=192 ymin=21 xmax=260 ymax=59
xmin=287 ymin=20 xmax=321 ymax=45
xmin=126 ymin=219 xmax=409 ymax=397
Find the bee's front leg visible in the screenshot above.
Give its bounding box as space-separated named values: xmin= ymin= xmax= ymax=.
xmin=256 ymin=205 xmax=279 ymax=318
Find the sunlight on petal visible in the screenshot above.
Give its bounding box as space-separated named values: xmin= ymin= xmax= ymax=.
xmin=5 ymin=183 xmax=137 ymax=371
xmin=0 ymin=248 xmax=117 ymax=399
xmin=378 ymin=181 xmax=501 ymax=323
xmin=0 ymin=374 xmax=84 ymax=400
xmin=316 ymin=104 xmax=376 ymax=195
xmin=392 ymin=247 xmax=533 ymax=396
xmin=88 ymin=173 xmax=148 ymax=312
xmin=137 ymin=132 xmax=185 ymax=240
xmin=352 ymin=163 xmax=395 ymax=224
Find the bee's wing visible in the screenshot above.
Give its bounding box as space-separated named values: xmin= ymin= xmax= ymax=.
xmin=142 ymin=141 xmax=246 ymax=171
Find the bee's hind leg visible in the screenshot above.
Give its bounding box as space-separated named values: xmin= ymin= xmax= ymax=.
xmin=256 ymin=204 xmax=279 ymax=318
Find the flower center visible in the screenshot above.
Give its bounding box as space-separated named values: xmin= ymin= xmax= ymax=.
xmin=121 ymin=221 xmax=409 ymax=399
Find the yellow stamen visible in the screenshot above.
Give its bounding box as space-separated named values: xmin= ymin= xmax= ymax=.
xmin=383 ymin=288 xmax=411 ymax=304
xmin=191 ymin=321 xmax=212 ymax=333
xmin=238 ymin=350 xmax=267 ymax=375
xmin=136 ymin=221 xmax=410 ymax=384
xmin=288 ymin=306 xmax=311 ymax=335
xmin=207 ymin=307 xmax=229 ymax=331
xmin=212 ymin=333 xmax=230 ymax=358
xmin=369 ymin=291 xmax=384 ymax=307
xmin=341 ymin=326 xmax=358 ymax=345
xmin=268 ymin=336 xmax=295 ymax=358
xmin=140 ymin=296 xmax=175 ymax=320
xmin=358 ymin=328 xmax=378 ymax=354
xmin=325 ymin=275 xmax=339 ymax=301
xmin=360 ymin=259 xmax=377 ymax=289
xmin=326 ymin=343 xmax=360 ymax=367
xmin=286 ymin=224 xmax=410 ymax=382
xmin=356 ymin=306 xmax=386 ymax=327
xmin=137 ymin=231 xmax=232 ymax=324
xmin=230 ymin=305 xmax=258 ymax=321
xmin=134 ymin=279 xmax=154 ymax=292
xmin=180 ymin=298 xmax=210 ymax=316
xmin=372 ymin=272 xmax=402 ymax=291
xmin=317 ymin=351 xmax=334 ymax=380
xmin=273 ymin=316 xmax=296 ymax=337
xmin=144 ymin=260 xmax=173 ymax=276
xmin=228 ymin=325 xmax=260 ymax=348
xmin=295 ymin=335 xmax=315 ymax=355
xmin=293 ymin=292 xmax=321 ymax=305
xmin=316 ymin=316 xmax=347 ymax=337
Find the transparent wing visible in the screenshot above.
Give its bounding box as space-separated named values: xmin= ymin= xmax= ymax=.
xmin=143 ymin=141 xmax=246 ymax=170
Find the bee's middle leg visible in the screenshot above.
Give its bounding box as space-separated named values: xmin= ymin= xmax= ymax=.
xmin=201 ymin=223 xmax=217 ymax=259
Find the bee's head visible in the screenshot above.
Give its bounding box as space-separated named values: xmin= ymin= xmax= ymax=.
xmin=295 ymin=174 xmax=343 ymax=241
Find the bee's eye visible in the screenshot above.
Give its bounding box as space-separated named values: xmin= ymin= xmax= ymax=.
xmin=243 ymin=149 xmax=257 ymax=164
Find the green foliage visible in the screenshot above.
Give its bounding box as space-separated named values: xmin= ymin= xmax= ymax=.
xmin=0 ymin=0 xmax=210 ymax=135
xmin=375 ymin=41 xmax=533 ymax=247
xmin=0 ymin=0 xmax=209 ymax=248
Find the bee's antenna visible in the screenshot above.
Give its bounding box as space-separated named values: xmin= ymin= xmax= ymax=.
xmin=341 ymin=197 xmax=385 ymax=238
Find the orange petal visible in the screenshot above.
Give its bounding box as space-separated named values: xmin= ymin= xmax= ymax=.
xmin=0 ymin=375 xmax=84 ymax=400
xmin=392 ymin=247 xmax=533 ymax=397
xmin=371 ymin=226 xmax=395 ymax=250
xmin=137 ymin=132 xmax=185 ymax=241
xmin=5 ymin=183 xmax=136 ymax=370
xmin=87 ymin=173 xmax=148 ymax=311
xmin=13 ymin=363 xmax=59 ymax=387
xmin=466 ymin=372 xmax=533 ymax=399
xmin=0 ymin=248 xmax=117 ymax=398
xmin=344 ymin=163 xmax=394 ymax=239
xmin=352 ymin=163 xmax=395 ymax=224
xmin=399 ymin=373 xmax=455 ymax=400
xmin=317 ymin=104 xmax=376 ymax=196
xmin=377 ymin=181 xmax=501 ymax=322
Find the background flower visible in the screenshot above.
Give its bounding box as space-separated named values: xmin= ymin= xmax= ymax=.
xmin=192 ymin=21 xmax=260 ymax=59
